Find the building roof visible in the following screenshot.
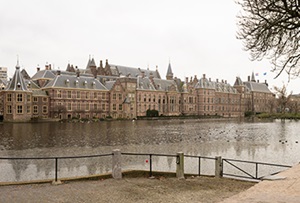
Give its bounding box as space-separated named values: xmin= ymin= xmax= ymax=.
xmin=137 ymin=77 xmax=156 ymax=90
xmin=153 ymin=78 xmax=179 ymax=92
xmin=244 ymin=81 xmax=272 ymax=93
xmin=109 ymin=64 xmax=161 ymax=79
xmin=5 ymin=65 xmax=29 ymax=91
xmin=43 ymin=74 xmax=107 ymax=91
xmin=31 ymin=70 xmax=56 ymax=80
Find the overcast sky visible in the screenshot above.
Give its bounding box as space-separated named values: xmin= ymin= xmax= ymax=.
xmin=0 ymin=0 xmax=299 ymax=93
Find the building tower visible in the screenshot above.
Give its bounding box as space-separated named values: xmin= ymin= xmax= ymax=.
xmin=166 ymin=62 xmax=173 ymax=80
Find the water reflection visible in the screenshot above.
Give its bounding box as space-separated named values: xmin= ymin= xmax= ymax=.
xmin=0 ymin=119 xmax=300 ymax=182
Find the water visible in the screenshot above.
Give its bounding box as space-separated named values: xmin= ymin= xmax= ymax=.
xmin=0 ymin=119 xmax=299 ymax=182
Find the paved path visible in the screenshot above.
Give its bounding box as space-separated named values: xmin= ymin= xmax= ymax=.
xmin=221 ymin=163 xmax=300 ymax=203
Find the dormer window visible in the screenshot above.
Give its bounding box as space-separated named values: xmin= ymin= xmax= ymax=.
xmin=17 ymin=82 xmax=21 ymax=89
xmin=75 ymin=80 xmax=79 ymax=86
xmin=27 ymin=81 xmax=31 ymax=88
xmin=65 ymin=79 xmax=70 ymax=85
xmin=83 ymin=81 xmax=87 ymax=87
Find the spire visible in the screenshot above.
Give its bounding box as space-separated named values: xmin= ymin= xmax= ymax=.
xmin=251 ymin=71 xmax=256 ymax=82
xmin=166 ymin=61 xmax=173 ymax=80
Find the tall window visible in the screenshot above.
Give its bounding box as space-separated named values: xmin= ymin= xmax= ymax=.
xmin=67 ymin=103 xmax=71 ymax=111
xmin=113 ymin=104 xmax=116 ymax=111
xmin=33 ymin=105 xmax=38 ymax=114
xmin=33 ymin=97 xmax=38 ymax=102
xmin=43 ymin=106 xmax=48 ymax=114
xmin=119 ymin=104 xmax=122 ymax=111
xmin=86 ymin=92 xmax=89 ymax=99
xmin=113 ymin=94 xmax=116 ymax=100
xmin=7 ymin=94 xmax=12 ymax=102
xmin=27 ymin=105 xmax=31 ymax=114
xmin=94 ymin=104 xmax=97 ymax=110
xmin=17 ymin=94 xmax=23 ymax=102
xmin=57 ymin=90 xmax=62 ymax=98
xmin=17 ymin=105 xmax=23 ymax=114
xmin=77 ymin=91 xmax=81 ymax=99
xmin=102 ymin=104 xmax=105 ymax=111
xmin=86 ymin=103 xmax=89 ymax=111
xmin=7 ymin=105 xmax=12 ymax=114
xmin=118 ymin=94 xmax=122 ymax=100
xmin=67 ymin=91 xmax=72 ymax=99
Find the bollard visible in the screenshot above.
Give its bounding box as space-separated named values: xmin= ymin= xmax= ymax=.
xmin=176 ymin=152 xmax=185 ymax=179
xmin=215 ymin=156 xmax=223 ymax=178
xmin=112 ymin=149 xmax=122 ymax=179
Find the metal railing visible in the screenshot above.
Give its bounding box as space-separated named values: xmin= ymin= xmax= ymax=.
xmin=121 ymin=153 xmax=178 ymax=177
xmin=184 ymin=155 xmax=216 ymax=176
xmin=0 ymin=153 xmax=112 ymax=182
xmin=222 ymin=158 xmax=292 ymax=180
xmin=0 ymin=152 xmax=293 ymax=183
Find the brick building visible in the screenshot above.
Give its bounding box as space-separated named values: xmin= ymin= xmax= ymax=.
xmin=0 ymin=58 xmax=276 ymax=122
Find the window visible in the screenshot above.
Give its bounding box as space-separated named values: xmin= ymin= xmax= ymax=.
xmin=7 ymin=94 xmax=12 ymax=102
xmin=7 ymin=105 xmax=12 ymax=114
xmin=67 ymin=103 xmax=71 ymax=111
xmin=113 ymin=104 xmax=116 ymax=111
xmin=77 ymin=103 xmax=81 ymax=110
xmin=33 ymin=97 xmax=38 ymax=102
xmin=102 ymin=104 xmax=105 ymax=111
xmin=118 ymin=94 xmax=122 ymax=100
xmin=57 ymin=90 xmax=62 ymax=98
xmin=77 ymin=91 xmax=81 ymax=99
xmin=43 ymin=106 xmax=48 ymax=114
xmin=86 ymin=92 xmax=89 ymax=99
xmin=43 ymin=97 xmax=48 ymax=102
xmin=33 ymin=105 xmax=38 ymax=114
xmin=27 ymin=95 xmax=31 ymax=102
xmin=94 ymin=104 xmax=97 ymax=110
xmin=94 ymin=92 xmax=97 ymax=99
xmin=17 ymin=94 xmax=23 ymax=102
xmin=102 ymin=93 xmax=106 ymax=99
xmin=119 ymin=104 xmax=122 ymax=111
xmin=27 ymin=105 xmax=31 ymax=114
xmin=17 ymin=105 xmax=23 ymax=114
xmin=113 ymin=94 xmax=116 ymax=100
xmin=86 ymin=103 xmax=89 ymax=111
xmin=67 ymin=91 xmax=72 ymax=99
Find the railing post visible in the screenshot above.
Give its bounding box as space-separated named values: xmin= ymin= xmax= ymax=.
xmin=176 ymin=152 xmax=184 ymax=179
xmin=149 ymin=154 xmax=153 ymax=177
xmin=52 ymin=158 xmax=62 ymax=185
xmin=198 ymin=157 xmax=201 ymax=176
xmin=112 ymin=149 xmax=122 ymax=179
xmin=215 ymin=156 xmax=223 ymax=178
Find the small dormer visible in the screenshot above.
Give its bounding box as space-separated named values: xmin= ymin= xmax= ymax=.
xmin=65 ymin=79 xmax=70 ymax=86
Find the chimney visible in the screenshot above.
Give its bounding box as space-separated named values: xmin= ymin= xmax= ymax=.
xmin=265 ymin=80 xmax=268 ymax=86
xmin=45 ymin=64 xmax=49 ymax=70
xmin=203 ymin=74 xmax=206 ymax=79
xmin=209 ymin=78 xmax=211 ymax=82
xmin=225 ymin=80 xmax=227 ymax=84
xmin=141 ymin=71 xmax=145 ymax=78
xmin=257 ymin=80 xmax=259 ymax=83
xmin=76 ymin=70 xmax=80 ymax=78
xmin=57 ymin=70 xmax=61 ymax=75
xmin=37 ymin=67 xmax=40 ymax=72
xmin=105 ymin=59 xmax=108 ymax=66
xmin=49 ymin=64 xmax=52 ymax=70
xmin=248 ymin=76 xmax=250 ymax=81
xmin=216 ymin=79 xmax=219 ymax=83
xmin=222 ymin=79 xmax=224 ymax=83
xmin=100 ymin=60 xmax=103 ymax=68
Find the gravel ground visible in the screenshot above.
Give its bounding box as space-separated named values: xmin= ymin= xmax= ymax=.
xmin=0 ymin=176 xmax=255 ymax=203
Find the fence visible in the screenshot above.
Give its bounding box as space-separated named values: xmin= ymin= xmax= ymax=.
xmin=0 ymin=150 xmax=293 ymax=184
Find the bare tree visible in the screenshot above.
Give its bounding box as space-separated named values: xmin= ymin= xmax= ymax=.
xmin=273 ymin=84 xmax=292 ymax=113
xmin=236 ymin=0 xmax=300 ymax=78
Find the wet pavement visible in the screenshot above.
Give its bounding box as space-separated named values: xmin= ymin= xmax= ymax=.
xmin=221 ymin=163 xmax=300 ymax=203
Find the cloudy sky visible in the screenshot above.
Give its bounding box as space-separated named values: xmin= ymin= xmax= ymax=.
xmin=0 ymin=0 xmax=299 ymax=93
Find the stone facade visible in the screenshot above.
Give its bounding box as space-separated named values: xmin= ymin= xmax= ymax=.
xmin=0 ymin=58 xmax=276 ymax=122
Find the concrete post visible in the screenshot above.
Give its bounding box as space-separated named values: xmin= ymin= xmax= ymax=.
xmin=112 ymin=149 xmax=122 ymax=179
xmin=215 ymin=156 xmax=223 ymax=178
xmin=176 ymin=152 xmax=185 ymax=179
